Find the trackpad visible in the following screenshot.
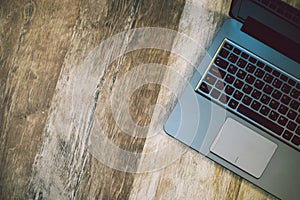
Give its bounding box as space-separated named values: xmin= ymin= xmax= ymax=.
xmin=210 ymin=118 xmax=277 ymax=178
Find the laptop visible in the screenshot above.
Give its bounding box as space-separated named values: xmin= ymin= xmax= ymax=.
xmin=164 ymin=0 xmax=300 ymax=199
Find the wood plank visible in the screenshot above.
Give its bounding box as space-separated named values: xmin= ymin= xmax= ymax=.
xmin=0 ymin=0 xmax=79 ymax=198
xmin=25 ymin=0 xmax=186 ymax=199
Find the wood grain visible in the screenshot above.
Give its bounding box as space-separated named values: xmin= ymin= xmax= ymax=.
xmin=0 ymin=0 xmax=79 ymax=198
xmin=1 ymin=0 xmax=185 ymax=199
xmin=0 ymin=0 xmax=298 ymax=199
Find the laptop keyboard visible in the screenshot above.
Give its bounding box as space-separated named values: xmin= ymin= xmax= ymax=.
xmin=196 ymin=39 xmax=300 ymax=151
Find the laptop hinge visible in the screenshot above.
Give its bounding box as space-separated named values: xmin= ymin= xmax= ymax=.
xmin=241 ymin=17 xmax=300 ymax=64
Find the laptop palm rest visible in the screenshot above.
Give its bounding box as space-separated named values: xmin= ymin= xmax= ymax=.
xmin=210 ymin=118 xmax=277 ymax=178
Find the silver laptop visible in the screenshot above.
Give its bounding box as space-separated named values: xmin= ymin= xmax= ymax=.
xmin=164 ymin=0 xmax=300 ymax=199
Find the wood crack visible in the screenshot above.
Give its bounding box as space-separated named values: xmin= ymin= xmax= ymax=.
xmin=15 ymin=0 xmax=35 ymax=54
xmin=71 ymin=86 xmax=101 ymax=199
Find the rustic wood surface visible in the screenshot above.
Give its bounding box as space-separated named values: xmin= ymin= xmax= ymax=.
xmin=0 ymin=0 xmax=299 ymax=199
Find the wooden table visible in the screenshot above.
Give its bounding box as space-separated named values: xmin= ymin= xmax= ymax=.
xmin=1 ymin=0 xmax=299 ymax=199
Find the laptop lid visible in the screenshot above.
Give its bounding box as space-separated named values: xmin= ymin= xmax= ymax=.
xmin=229 ymin=0 xmax=300 ymax=63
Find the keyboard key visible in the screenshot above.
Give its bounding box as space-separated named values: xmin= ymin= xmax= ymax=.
xmin=251 ymin=100 xmax=261 ymax=111
xmin=199 ymin=82 xmax=212 ymax=94
xmin=233 ymin=90 xmax=243 ymax=100
xmin=278 ymin=105 xmax=288 ymax=115
xmin=292 ymin=135 xmax=300 ymax=146
xmin=252 ymin=89 xmax=262 ymax=99
xmin=264 ymin=65 xmax=272 ymax=73
xmin=278 ymin=116 xmax=288 ymax=126
xmin=272 ymin=79 xmax=283 ymax=88
xmin=219 ymin=93 xmax=229 ymax=104
xmin=224 ymin=42 xmax=233 ymax=50
xmin=241 ymin=52 xmax=249 ymax=59
xmin=219 ymin=48 xmax=230 ymax=58
xmin=281 ymin=95 xmax=291 ymax=105
xmin=264 ymin=73 xmax=274 ymax=83
xmin=280 ymin=74 xmax=288 ymax=81
xmin=254 ymin=68 xmax=265 ymax=78
xmin=211 ymin=89 xmax=221 ymax=99
xmin=243 ymin=84 xmax=253 ymax=94
xmin=290 ymin=89 xmax=300 ymax=99
xmin=234 ymin=79 xmax=244 ymax=89
xmin=263 ymin=85 xmax=273 ymax=94
xmin=272 ymin=90 xmax=282 ymax=99
xmin=233 ymin=48 xmax=241 ymax=55
xmin=238 ymin=104 xmax=284 ymax=135
xmin=261 ymin=95 xmax=271 ymax=104
xmin=228 ymin=99 xmax=239 ymax=109
xmin=283 ymin=130 xmax=293 ymax=140
xmin=237 ymin=70 xmax=246 ymax=79
xmin=225 ymin=85 xmax=234 ymax=95
xmin=215 ymin=57 xmax=229 ymax=69
xmin=249 ymin=57 xmax=257 ymax=64
xmin=272 ymin=70 xmax=280 ymax=77
xmin=245 ymin=75 xmax=255 ymax=84
xmin=237 ymin=59 xmax=247 ymax=68
xmin=215 ymin=80 xmax=226 ymax=90
xmin=290 ymin=100 xmax=300 ymax=110
xmin=287 ymin=110 xmax=297 ymax=120
xmin=257 ymin=61 xmax=264 ymax=68
xmin=288 ymin=79 xmax=296 ymax=86
xmin=287 ymin=121 xmax=297 ymax=131
xmin=228 ymin=65 xmax=238 ymax=74
xmin=205 ymin=74 xmax=217 ymax=85
xmin=246 ymin=63 xmax=256 ymax=73
xmin=260 ymin=106 xmax=270 ymax=116
xmin=228 ymin=53 xmax=238 ymax=63
xmin=269 ymin=100 xmax=279 ymax=109
xmin=254 ymin=79 xmax=265 ymax=89
xmin=210 ymin=65 xmax=226 ymax=78
xmin=242 ymin=95 xmax=252 ymax=105
xmin=225 ymin=74 xmax=235 ymax=84
xmin=269 ymin=111 xmax=279 ymax=121
xmin=281 ymin=83 xmax=292 ymax=94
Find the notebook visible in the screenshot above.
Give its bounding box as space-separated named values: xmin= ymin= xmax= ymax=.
xmin=164 ymin=0 xmax=300 ymax=199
